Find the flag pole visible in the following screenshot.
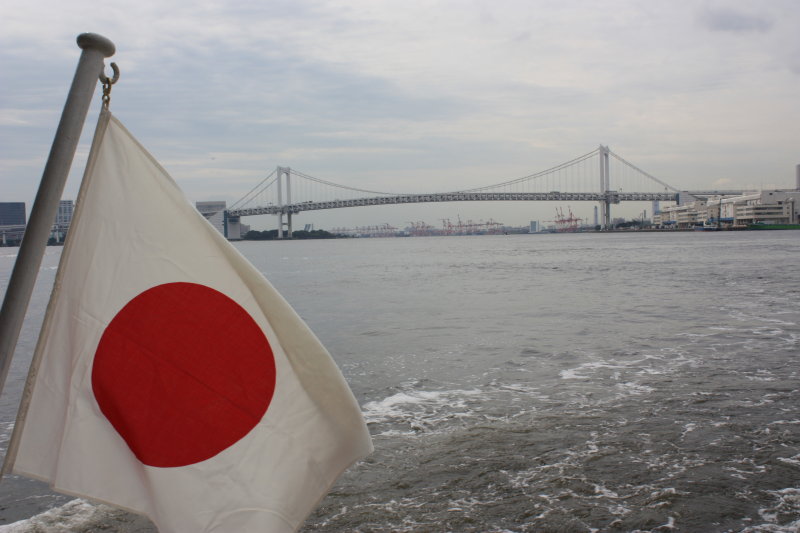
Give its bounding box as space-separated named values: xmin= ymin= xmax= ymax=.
xmin=0 ymin=33 xmax=115 ymax=397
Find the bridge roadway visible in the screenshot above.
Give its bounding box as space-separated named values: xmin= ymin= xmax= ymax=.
xmin=228 ymin=191 xmax=680 ymax=217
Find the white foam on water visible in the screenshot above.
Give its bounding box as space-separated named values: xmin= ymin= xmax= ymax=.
xmin=362 ymin=387 xmax=483 ymax=436
xmin=744 ymin=369 xmax=778 ymax=382
xmin=591 ymin=483 xmax=620 ymax=499
xmin=777 ymin=454 xmax=800 ymax=468
xmin=0 ymin=421 xmax=14 ymax=444
xmin=730 ymin=310 xmax=796 ymax=327
xmin=345 ymin=496 xmax=445 ymax=532
xmin=605 ymin=504 xmax=631 ymax=516
xmin=680 ymin=423 xmax=697 ymax=439
xmin=656 ymin=516 xmax=676 ymax=531
xmin=676 ymin=332 xmax=716 ymax=338
xmin=635 ymin=366 xmax=670 ymax=376
xmin=559 ymin=361 xmax=625 ymax=380
xmin=738 ymin=393 xmax=781 ymax=408
xmin=0 ymin=500 xmax=108 ymax=532
xmin=363 ymin=380 xmax=554 ymax=436
xmin=785 ymin=332 xmax=800 ymax=344
xmin=644 ymin=487 xmax=682 ymax=510
xmin=559 ymin=367 xmax=587 ymax=380
xmin=615 ymin=381 xmax=655 ymax=396
xmin=496 ymin=382 xmax=540 ymax=394
xmin=769 ymin=419 xmax=800 ymax=426
xmin=312 ymin=505 xmax=350 ymax=529
xmin=724 ymin=459 xmax=769 ymax=480
xmin=371 ymin=388 xmax=483 ymax=413
xmin=444 ymin=496 xmax=483 ymax=513
xmin=743 ymin=487 xmax=800 ymax=532
xmin=634 ymin=454 xmax=708 ymax=483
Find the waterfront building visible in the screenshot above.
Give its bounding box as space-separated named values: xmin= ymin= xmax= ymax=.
xmin=195 ymin=201 xmax=227 ymax=236
xmin=56 ymin=200 xmax=74 ymax=229
xmin=652 ymin=201 xmax=704 ymax=227
xmin=195 ymin=200 xmax=244 ymax=239
xmin=726 ymin=191 xmax=799 ymax=226
xmin=0 ymin=202 xmax=27 ymax=245
xmin=0 ymin=202 xmax=26 ymax=226
xmin=654 ymin=190 xmax=800 ymax=228
xmin=51 ymin=200 xmax=75 ymax=242
xmin=195 ymin=201 xmax=226 ymax=217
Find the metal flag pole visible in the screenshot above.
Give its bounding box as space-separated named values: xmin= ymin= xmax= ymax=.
xmin=0 ymin=33 xmax=115 ymax=396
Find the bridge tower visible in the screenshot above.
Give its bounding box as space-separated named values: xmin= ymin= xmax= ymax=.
xmin=276 ymin=166 xmax=292 ymax=239
xmin=599 ymin=145 xmax=611 ymax=229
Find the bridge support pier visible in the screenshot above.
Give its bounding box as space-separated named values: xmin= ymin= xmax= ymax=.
xmin=223 ymin=212 xmax=241 ymax=240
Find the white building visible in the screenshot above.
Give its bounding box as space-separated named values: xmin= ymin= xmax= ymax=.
xmin=56 ymin=200 xmax=73 ymax=229
xmin=195 ymin=201 xmax=227 ymax=236
xmin=654 ymin=190 xmax=800 ymax=228
xmin=48 ymin=199 xmax=74 ymax=242
xmin=728 ymin=191 xmax=799 ymax=225
xmin=195 ymin=201 xmax=245 ymax=240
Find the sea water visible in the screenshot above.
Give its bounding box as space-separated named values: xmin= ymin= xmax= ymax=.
xmin=0 ymin=231 xmax=798 ymax=532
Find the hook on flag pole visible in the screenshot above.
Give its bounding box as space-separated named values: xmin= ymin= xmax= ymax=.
xmin=100 ymin=62 xmax=120 ymax=108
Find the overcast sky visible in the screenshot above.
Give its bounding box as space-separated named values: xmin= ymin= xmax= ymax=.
xmin=2 ymin=0 xmax=798 ymax=229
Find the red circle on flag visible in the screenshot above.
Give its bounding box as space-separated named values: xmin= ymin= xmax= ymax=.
xmin=92 ymin=282 xmax=276 ymax=468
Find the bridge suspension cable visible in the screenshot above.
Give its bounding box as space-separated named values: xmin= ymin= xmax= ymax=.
xmin=228 ymin=168 xmax=278 ymax=211
xmin=608 ymin=150 xmax=680 ymax=192
xmin=457 ymin=148 xmax=601 ymax=193
xmin=288 ymin=169 xmax=402 ymax=196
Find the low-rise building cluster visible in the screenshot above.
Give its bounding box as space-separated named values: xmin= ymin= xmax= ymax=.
xmin=653 ymin=190 xmax=800 ymax=229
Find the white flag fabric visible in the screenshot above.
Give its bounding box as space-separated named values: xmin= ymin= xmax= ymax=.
xmin=3 ymin=109 xmax=373 ymax=532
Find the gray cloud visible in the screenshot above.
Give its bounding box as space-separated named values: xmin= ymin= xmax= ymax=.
xmin=2 ymin=0 xmax=799 ymax=229
xmin=699 ymin=7 xmax=773 ymax=33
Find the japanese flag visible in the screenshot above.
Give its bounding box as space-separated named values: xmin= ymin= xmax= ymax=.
xmin=3 ymin=109 xmax=372 ymax=532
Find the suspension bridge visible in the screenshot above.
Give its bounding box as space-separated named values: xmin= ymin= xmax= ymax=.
xmin=224 ymin=146 xmax=741 ymax=238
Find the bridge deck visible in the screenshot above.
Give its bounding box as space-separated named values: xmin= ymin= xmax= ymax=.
xmin=228 ymin=191 xmax=680 ymax=217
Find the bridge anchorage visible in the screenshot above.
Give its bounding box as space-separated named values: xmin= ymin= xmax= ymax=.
xmin=223 ymin=146 xmax=736 ymax=239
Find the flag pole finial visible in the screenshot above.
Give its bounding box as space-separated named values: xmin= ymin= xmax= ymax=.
xmin=77 ymin=33 xmax=116 ymax=57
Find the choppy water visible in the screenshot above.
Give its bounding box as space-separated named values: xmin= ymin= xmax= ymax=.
xmin=0 ymin=231 xmax=798 ymax=532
